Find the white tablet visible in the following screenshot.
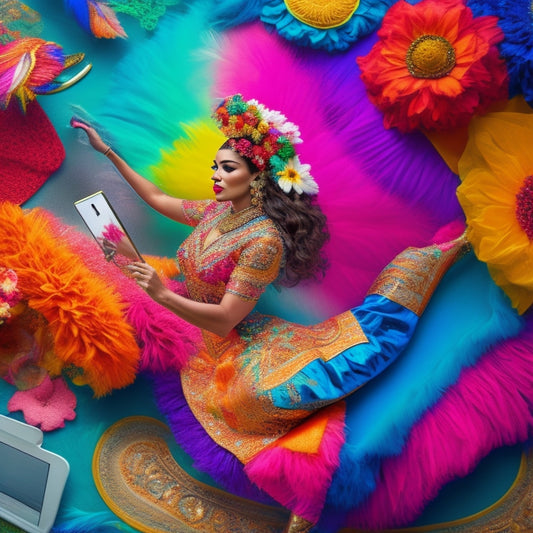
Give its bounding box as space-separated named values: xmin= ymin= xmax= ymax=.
xmin=0 ymin=415 xmax=69 ymax=533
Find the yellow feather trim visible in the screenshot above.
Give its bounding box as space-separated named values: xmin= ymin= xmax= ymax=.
xmin=151 ymin=119 xmax=226 ymax=200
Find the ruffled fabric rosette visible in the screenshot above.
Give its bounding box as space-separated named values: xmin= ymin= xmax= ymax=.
xmin=260 ymin=0 xmax=394 ymax=52
xmin=8 ymin=375 xmax=77 ymax=431
xmin=357 ymin=0 xmax=509 ymax=132
xmin=457 ymin=109 xmax=533 ymax=314
xmin=467 ymin=0 xmax=533 ymax=106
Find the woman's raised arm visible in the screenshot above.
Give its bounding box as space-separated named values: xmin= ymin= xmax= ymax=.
xmin=71 ymin=120 xmax=187 ymax=224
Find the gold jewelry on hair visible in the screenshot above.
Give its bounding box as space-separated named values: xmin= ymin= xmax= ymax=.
xmin=218 ymin=206 xmax=264 ymax=234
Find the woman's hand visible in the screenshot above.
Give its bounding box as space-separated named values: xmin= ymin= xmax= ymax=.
xmin=70 ymin=118 xmax=110 ymax=154
xmin=128 ymin=261 xmax=167 ymax=300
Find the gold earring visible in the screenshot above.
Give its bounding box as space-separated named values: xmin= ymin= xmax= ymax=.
xmin=250 ymin=175 xmax=265 ymax=207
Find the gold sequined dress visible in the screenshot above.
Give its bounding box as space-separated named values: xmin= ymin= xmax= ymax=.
xmin=177 ymin=200 xmax=466 ymax=464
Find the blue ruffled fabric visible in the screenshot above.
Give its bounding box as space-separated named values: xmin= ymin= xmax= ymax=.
xmin=260 ymin=0 xmax=395 ymax=52
xmin=269 ymin=295 xmax=418 ymax=409
xmin=467 ymin=0 xmax=533 ymax=104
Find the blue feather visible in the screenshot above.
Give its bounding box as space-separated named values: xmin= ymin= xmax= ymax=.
xmin=321 ymin=254 xmax=524 ymax=520
xmin=64 ymin=0 xmax=91 ymax=32
xmin=208 ymin=0 xmax=264 ymax=31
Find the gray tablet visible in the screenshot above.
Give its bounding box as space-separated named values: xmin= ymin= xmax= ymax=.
xmin=0 ymin=415 xmax=69 ymax=533
xmin=74 ymin=190 xmax=144 ymax=266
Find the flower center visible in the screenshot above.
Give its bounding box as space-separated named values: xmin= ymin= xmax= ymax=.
xmin=283 ymin=0 xmax=360 ymax=29
xmin=516 ymin=175 xmax=533 ymax=240
xmin=406 ymin=34 xmax=456 ymax=79
xmin=286 ymin=169 xmax=298 ymax=180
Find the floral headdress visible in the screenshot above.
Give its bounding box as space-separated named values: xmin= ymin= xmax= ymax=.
xmin=212 ymin=94 xmax=318 ymax=195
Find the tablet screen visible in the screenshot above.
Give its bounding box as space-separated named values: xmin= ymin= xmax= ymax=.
xmin=0 ymin=415 xmax=69 ymax=533
xmin=74 ymin=191 xmax=143 ymax=267
xmin=0 ymin=441 xmax=49 ymax=525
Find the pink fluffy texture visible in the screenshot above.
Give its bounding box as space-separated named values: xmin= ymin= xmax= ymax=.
xmin=42 ymin=211 xmax=201 ymax=373
xmin=348 ymin=320 xmax=533 ymax=530
xmin=8 ymin=376 xmax=77 ymax=431
xmin=213 ymin=24 xmax=440 ymax=316
xmin=244 ymin=403 xmax=346 ymax=523
xmin=125 ymin=284 xmax=202 ymax=373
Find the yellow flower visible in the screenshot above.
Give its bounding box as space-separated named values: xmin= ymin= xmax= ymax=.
xmin=457 ymin=110 xmax=533 ymax=314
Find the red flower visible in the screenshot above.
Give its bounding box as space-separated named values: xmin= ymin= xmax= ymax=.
xmin=215 ymin=107 xmax=229 ymax=126
xmin=357 ymin=0 xmax=508 ymax=132
xmin=243 ymin=111 xmax=258 ymax=126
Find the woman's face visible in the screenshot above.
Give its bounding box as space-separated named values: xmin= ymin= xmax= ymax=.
xmin=211 ymin=149 xmax=258 ymax=211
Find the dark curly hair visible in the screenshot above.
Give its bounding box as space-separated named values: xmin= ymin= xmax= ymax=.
xmin=220 ymin=140 xmax=330 ymax=286
xmin=261 ymin=175 xmax=330 ymax=287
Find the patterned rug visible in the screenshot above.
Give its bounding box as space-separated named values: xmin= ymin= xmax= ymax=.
xmin=92 ymin=416 xmax=290 ymax=533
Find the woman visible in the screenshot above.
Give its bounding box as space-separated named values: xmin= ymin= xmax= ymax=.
xmin=72 ymin=94 xmax=469 ymax=532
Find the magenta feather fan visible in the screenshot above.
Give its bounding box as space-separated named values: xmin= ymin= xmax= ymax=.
xmin=212 ymin=23 xmax=459 ymax=315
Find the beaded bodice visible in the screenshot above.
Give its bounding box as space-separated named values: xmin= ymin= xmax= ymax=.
xmin=177 ymin=200 xmax=283 ymax=305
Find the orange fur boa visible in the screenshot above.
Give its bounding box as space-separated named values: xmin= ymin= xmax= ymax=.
xmin=0 ymin=202 xmax=139 ymax=396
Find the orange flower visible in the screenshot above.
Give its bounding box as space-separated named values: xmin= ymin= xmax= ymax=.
xmin=357 ymin=0 xmax=508 ymax=132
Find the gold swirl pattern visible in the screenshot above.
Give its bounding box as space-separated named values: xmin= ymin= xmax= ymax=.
xmin=93 ymin=416 xmax=290 ymax=532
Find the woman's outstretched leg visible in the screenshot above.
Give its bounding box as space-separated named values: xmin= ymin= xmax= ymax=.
xmin=267 ymin=232 xmax=471 ymax=411
xmin=367 ymin=232 xmax=471 ymax=317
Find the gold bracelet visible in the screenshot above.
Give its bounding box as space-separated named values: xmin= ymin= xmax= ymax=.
xmin=103 ymin=146 xmax=112 ymax=156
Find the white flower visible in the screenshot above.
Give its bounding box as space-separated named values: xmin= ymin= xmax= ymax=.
xmin=252 ymin=101 xmax=303 ymax=143
xmin=279 ymin=121 xmax=303 ymax=144
xmin=276 ymin=156 xmax=318 ymax=195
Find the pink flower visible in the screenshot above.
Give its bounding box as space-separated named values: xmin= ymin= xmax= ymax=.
xmin=8 ymin=376 xmax=77 ymax=431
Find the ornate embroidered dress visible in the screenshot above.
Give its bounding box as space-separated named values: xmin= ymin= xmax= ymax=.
xmin=177 ymin=200 xmax=464 ymax=465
